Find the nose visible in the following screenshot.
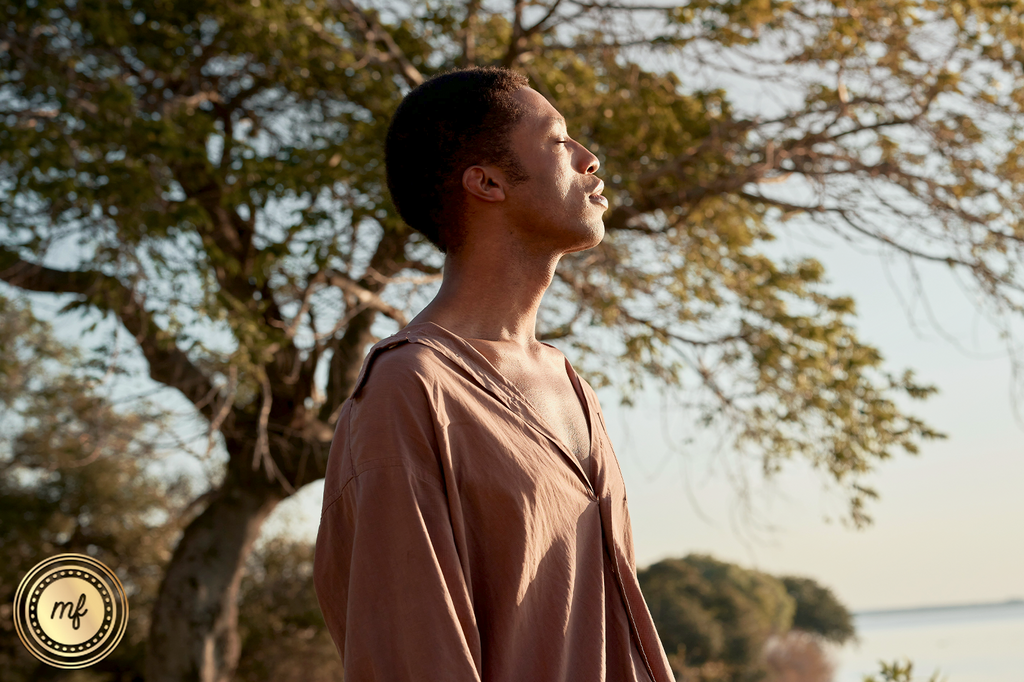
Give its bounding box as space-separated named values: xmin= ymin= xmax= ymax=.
xmin=574 ymin=141 xmax=600 ymax=175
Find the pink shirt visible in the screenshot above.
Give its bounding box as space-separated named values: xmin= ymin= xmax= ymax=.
xmin=314 ymin=322 xmax=675 ymax=681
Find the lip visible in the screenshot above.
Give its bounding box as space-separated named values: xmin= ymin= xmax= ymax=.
xmin=589 ymin=180 xmax=607 ymax=208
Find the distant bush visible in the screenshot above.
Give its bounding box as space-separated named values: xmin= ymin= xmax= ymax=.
xmin=236 ymin=537 xmax=343 ymax=682
xmin=639 ymin=555 xmax=794 ymax=681
xmin=638 ymin=554 xmax=854 ymax=681
xmin=864 ymin=660 xmax=945 ymax=682
xmin=781 ymin=576 xmax=855 ymax=644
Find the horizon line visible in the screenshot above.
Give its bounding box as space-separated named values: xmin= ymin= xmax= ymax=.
xmin=854 ymin=597 xmax=1024 ymax=617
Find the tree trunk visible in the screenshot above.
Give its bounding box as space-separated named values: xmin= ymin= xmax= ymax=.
xmin=145 ymin=474 xmax=283 ymax=682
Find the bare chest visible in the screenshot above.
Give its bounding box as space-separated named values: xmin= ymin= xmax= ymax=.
xmin=466 ymin=342 xmax=592 ymax=465
xmin=515 ymin=374 xmax=591 ymax=465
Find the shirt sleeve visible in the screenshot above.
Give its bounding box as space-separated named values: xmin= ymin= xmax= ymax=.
xmin=314 ymin=352 xmax=482 ymax=681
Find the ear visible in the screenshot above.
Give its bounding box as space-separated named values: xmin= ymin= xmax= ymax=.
xmin=462 ymin=165 xmax=507 ymax=203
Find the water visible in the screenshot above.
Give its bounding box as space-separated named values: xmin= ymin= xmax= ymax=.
xmin=835 ymin=601 xmax=1024 ymax=682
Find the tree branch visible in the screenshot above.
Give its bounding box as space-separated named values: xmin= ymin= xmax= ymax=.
xmin=0 ymin=249 xmax=217 ymax=419
xmin=504 ymin=0 xmax=568 ymax=67
xmin=736 ymin=191 xmax=981 ymax=269
xmin=332 ymin=0 xmax=424 ymax=88
xmin=324 ymin=270 xmax=408 ymax=327
xmin=459 ymin=0 xmax=482 ymax=66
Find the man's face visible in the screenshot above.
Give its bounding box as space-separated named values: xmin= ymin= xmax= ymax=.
xmin=502 ymin=87 xmax=607 ymax=252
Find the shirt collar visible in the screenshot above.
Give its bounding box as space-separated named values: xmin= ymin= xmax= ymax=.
xmin=351 ymin=321 xmax=597 ymax=493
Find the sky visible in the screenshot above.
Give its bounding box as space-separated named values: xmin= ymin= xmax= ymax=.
xmin=603 ymin=227 xmax=1024 ymax=612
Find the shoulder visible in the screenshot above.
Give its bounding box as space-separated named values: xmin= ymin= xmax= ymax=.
xmin=348 ymin=341 xmax=460 ymax=428
xmin=322 ymin=341 xmax=454 ymax=510
xmin=352 ymin=336 xmax=452 ymax=400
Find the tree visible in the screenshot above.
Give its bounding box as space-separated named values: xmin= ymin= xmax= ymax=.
xmin=0 ymin=294 xmax=186 ymax=682
xmin=638 ymin=554 xmax=796 ymax=681
xmin=0 ymin=294 xmax=342 ymax=681
xmin=637 ymin=555 xmax=855 ymax=681
xmin=6 ymin=0 xmax=1023 ymax=679
xmin=781 ymin=575 xmax=855 ymax=645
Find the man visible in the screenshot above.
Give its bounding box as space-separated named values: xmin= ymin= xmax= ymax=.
xmin=314 ymin=67 xmax=675 ymax=682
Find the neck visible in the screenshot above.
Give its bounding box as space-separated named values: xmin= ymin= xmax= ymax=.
xmin=411 ymin=234 xmax=560 ymax=348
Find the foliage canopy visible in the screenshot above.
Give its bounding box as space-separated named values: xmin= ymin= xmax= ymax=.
xmin=1 ymin=0 xmax=992 ymax=525
xmin=781 ymin=575 xmax=855 ymax=644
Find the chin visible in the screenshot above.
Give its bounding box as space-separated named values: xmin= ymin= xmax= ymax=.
xmin=565 ymin=221 xmax=605 ymax=253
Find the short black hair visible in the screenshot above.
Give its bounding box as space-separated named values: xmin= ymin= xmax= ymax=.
xmin=385 ymin=67 xmax=530 ymax=253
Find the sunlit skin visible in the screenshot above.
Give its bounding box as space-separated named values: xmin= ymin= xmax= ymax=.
xmin=410 ymin=87 xmax=606 ymax=460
